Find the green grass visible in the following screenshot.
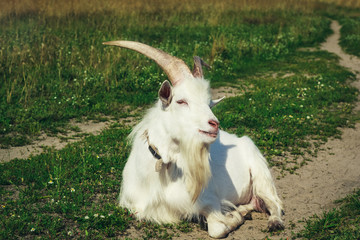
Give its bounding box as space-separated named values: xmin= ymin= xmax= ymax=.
xmin=0 ymin=126 xmax=133 ymax=238
xmin=0 ymin=7 xmax=331 ymax=147
xmin=297 ymin=189 xmax=360 ymax=239
xmin=339 ymin=17 xmax=360 ymax=57
xmin=1 ymin=0 xmax=360 ymax=239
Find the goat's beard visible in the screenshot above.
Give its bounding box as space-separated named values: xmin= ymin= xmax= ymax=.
xmin=180 ymin=138 xmax=211 ymax=203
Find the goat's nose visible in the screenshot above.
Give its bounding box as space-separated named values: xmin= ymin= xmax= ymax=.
xmin=208 ymin=119 xmax=219 ymax=131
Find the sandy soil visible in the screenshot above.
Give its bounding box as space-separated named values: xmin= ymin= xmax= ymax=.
xmin=0 ymin=120 xmax=113 ymax=162
xmin=1 ymin=20 xmax=359 ymax=239
xmin=211 ymin=86 xmax=243 ymax=99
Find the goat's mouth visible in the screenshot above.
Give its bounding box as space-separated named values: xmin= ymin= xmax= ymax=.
xmin=199 ymin=130 xmax=218 ymax=138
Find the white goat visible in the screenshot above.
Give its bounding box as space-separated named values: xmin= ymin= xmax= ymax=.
xmin=103 ymin=41 xmax=284 ymax=238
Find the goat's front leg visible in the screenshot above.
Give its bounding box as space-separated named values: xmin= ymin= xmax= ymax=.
xmin=203 ymin=209 xmax=244 ymax=238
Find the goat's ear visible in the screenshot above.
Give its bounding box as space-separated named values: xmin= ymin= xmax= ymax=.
xmin=192 ymin=56 xmax=211 ymax=78
xmin=158 ymin=80 xmax=173 ymax=108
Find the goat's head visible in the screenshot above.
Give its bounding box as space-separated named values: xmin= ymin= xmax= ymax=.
xmin=103 ymin=41 xmax=223 ymax=145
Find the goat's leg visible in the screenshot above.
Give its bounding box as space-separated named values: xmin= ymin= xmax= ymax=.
xmin=205 ymin=212 xmax=240 ymax=238
xmin=221 ymin=201 xmax=245 ymax=230
xmin=236 ymin=191 xmax=284 ymax=231
xmin=244 ymin=141 xmax=284 ymax=231
xmin=206 ymin=212 xmax=230 ymax=239
xmin=203 ymin=208 xmax=244 ymax=238
xmin=259 ymin=194 xmax=284 ymax=231
xmin=237 ymin=202 xmax=256 ymax=217
xmin=251 ymin=174 xmax=284 ymax=231
xmin=236 ymin=194 xmax=284 ymax=230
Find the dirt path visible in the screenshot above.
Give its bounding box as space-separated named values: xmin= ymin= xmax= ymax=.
xmin=171 ymin=20 xmax=360 ymax=240
xmin=0 ymin=120 xmax=113 ymax=162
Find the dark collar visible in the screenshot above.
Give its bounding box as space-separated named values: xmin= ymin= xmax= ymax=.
xmin=143 ymin=130 xmax=164 ymax=172
xmin=148 ymin=145 xmax=162 ymax=160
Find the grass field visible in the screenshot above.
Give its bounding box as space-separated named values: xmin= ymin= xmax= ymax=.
xmin=1 ymin=0 xmax=360 ymax=239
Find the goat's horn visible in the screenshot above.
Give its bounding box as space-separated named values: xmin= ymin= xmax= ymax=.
xmin=192 ymin=56 xmax=211 ymax=78
xmin=103 ymin=40 xmax=192 ymax=86
xmin=210 ymin=96 xmax=225 ymax=108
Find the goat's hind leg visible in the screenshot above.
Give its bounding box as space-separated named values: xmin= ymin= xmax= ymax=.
xmin=237 ymin=194 xmax=284 ymax=231
xmin=252 ymin=173 xmax=284 ymax=231
xmin=260 ymin=194 xmax=284 ymax=231
xmin=244 ymin=139 xmax=285 ymax=231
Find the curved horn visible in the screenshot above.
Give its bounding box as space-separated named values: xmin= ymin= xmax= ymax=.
xmin=192 ymin=56 xmax=211 ymax=78
xmin=103 ymin=40 xmax=192 ymax=86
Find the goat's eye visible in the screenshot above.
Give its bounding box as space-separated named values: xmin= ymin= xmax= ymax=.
xmin=176 ymin=100 xmax=188 ymax=105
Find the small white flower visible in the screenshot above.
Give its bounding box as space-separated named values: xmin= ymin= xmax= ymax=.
xmin=85 ymin=216 xmax=89 ymax=220
xmin=30 ymin=228 xmax=35 ymax=232
xmin=94 ymin=213 xmax=99 ymax=217
xmin=307 ymin=116 xmax=311 ymax=119
xmin=48 ymin=180 xmax=54 ymax=184
xmin=100 ymin=215 xmax=105 ymax=218
xmin=68 ymin=231 xmax=73 ymax=236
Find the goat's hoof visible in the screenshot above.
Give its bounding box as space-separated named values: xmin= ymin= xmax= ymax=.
xmin=268 ymin=218 xmax=285 ymax=232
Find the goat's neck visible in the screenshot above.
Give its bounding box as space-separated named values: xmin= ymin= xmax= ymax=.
xmin=145 ymin=126 xmax=211 ymax=202
xmin=144 ymin=127 xmax=180 ymax=164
